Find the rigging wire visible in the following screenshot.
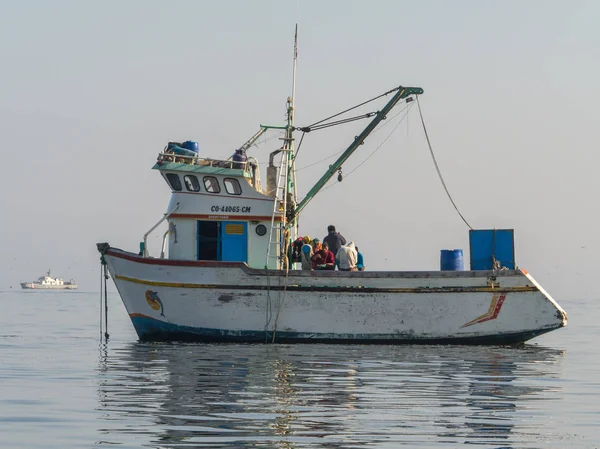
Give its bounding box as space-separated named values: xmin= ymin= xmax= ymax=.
xmin=289 ymin=131 xmax=307 ymax=191
xmin=293 ymin=131 xmax=306 ymax=160
xmin=296 ymin=112 xmax=376 ymax=132
xmin=345 ymin=104 xmax=414 ymax=176
xmin=416 ymin=96 xmax=473 ymax=230
xmin=295 ymin=102 xmax=412 ymax=172
xmin=317 ymin=103 xmax=414 ymax=193
xmin=264 ymin=131 xmax=286 ymax=143
xmin=254 ymin=130 xmax=285 ymax=149
xmin=306 ymin=87 xmax=401 ymax=128
xmin=295 ymin=149 xmax=344 ymax=172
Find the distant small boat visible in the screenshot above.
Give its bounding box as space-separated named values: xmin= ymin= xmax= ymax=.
xmin=20 ymin=270 xmax=77 ymax=290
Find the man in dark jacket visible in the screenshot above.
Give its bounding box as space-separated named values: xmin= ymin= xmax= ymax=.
xmin=323 ymin=225 xmax=346 ymax=259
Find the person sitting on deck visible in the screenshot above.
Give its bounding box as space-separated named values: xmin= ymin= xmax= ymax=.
xmin=311 ymin=239 xmax=320 ymax=250
xmin=336 ymin=242 xmax=358 ymax=271
xmin=291 ymin=237 xmax=304 ymax=264
xmin=320 ymin=242 xmax=335 ymax=270
xmin=300 ymin=236 xmax=313 ymax=270
xmin=311 ymin=240 xmax=325 ymax=270
xmin=356 ymin=245 xmax=365 ymax=271
xmin=312 ymin=242 xmax=335 ymax=270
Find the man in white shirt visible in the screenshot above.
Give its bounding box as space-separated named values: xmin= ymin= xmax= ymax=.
xmin=336 ymin=242 xmax=358 ymax=271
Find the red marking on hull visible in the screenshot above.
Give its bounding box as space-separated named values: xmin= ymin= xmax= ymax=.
xmin=461 ymin=294 xmax=507 ymax=328
xmin=170 ymin=213 xmax=281 ymax=221
xmin=106 ymin=249 xmax=244 ymax=268
xmin=130 ymin=313 xmax=150 ymax=318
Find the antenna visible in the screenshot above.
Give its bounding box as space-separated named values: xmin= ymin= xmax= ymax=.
xmin=291 ymin=23 xmax=298 ymax=118
xmin=290 ymin=23 xmax=299 ymax=238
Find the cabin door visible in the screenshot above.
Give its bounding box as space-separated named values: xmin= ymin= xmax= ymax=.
xmin=196 ymin=220 xmax=248 ymax=262
xmin=197 ymin=221 xmax=221 ymax=261
xmin=220 ymin=221 xmax=248 ymax=262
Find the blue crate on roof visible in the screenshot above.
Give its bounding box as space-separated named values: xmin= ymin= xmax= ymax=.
xmin=469 ymin=229 xmax=515 ymax=270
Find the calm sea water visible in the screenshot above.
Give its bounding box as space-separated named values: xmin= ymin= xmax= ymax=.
xmin=0 ymin=290 xmax=598 ymax=448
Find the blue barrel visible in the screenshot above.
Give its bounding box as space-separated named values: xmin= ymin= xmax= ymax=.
xmin=440 ymin=249 xmax=464 ymax=271
xmin=182 ymin=141 xmax=199 ymax=154
xmin=172 ymin=146 xmax=198 ymax=157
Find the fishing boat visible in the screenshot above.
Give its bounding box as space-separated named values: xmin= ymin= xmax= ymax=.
xmin=97 ymin=28 xmax=567 ymax=344
xmin=21 ymin=270 xmax=78 ymax=290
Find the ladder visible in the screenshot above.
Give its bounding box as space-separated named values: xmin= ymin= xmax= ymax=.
xmin=265 ymin=145 xmax=290 ymax=269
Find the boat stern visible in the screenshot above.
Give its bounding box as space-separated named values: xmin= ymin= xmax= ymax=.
xmin=520 ymin=269 xmax=568 ymax=329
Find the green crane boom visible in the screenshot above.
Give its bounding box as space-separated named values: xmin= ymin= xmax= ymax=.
xmin=292 ymin=86 xmax=423 ymax=221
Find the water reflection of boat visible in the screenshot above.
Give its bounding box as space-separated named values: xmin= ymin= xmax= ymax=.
xmin=96 ymin=343 xmax=565 ymax=448
xmin=430 ymin=346 xmax=565 ymax=446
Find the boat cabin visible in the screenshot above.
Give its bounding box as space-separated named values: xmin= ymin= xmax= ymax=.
xmin=152 ymin=143 xmax=283 ymax=269
xmin=39 ymin=274 xmax=65 ymax=286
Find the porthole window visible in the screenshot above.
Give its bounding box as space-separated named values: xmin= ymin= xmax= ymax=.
xmin=255 ymin=224 xmax=267 ymax=236
xmin=203 ymin=176 xmax=221 ymax=193
xmin=184 ymin=175 xmax=200 ymax=192
xmin=165 ymin=173 xmax=182 ymax=191
xmin=224 ymin=178 xmax=242 ymax=195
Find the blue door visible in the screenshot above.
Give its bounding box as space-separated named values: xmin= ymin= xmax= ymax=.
xmin=220 ymin=222 xmax=248 ymax=262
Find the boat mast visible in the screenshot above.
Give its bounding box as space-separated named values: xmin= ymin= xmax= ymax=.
xmin=263 ymin=26 xmax=300 ymax=269
xmin=291 ymin=86 xmax=424 ymax=221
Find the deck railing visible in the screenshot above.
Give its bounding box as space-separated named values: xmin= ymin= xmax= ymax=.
xmin=156 ymin=152 xmax=251 ymax=171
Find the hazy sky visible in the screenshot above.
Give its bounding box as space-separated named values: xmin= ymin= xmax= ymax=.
xmin=1 ymin=0 xmax=598 ymax=300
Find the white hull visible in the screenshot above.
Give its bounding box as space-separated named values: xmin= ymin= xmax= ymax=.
xmin=103 ymin=247 xmax=567 ymax=344
xmin=20 ymin=283 xmax=77 ymax=290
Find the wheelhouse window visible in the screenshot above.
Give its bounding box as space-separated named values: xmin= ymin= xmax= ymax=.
xmin=224 ymin=178 xmax=242 ymax=195
xmin=203 ymin=176 xmax=221 ymax=193
xmin=165 ymin=173 xmax=182 ymax=191
xmin=184 ymin=175 xmax=200 ymax=192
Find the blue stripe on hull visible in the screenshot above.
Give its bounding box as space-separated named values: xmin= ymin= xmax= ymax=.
xmin=130 ymin=315 xmax=558 ymax=345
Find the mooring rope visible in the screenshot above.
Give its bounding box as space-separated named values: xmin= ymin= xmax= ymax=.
xmin=271 ymin=256 xmax=291 ymax=344
xmin=264 ymin=269 xmax=273 ymax=343
xmin=416 ymin=96 xmax=473 ymax=230
xmin=103 ymin=264 xmax=109 ymax=341
xmin=99 ymin=266 xmax=103 ymax=341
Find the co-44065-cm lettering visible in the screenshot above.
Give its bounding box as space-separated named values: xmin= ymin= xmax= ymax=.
xmin=210 ymin=206 xmax=252 ymax=213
